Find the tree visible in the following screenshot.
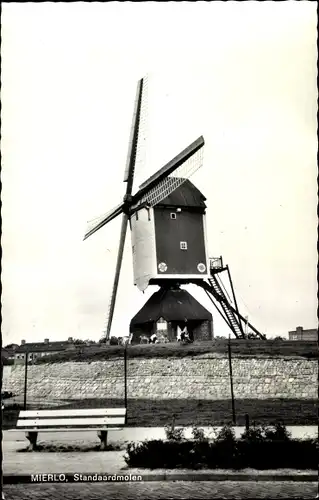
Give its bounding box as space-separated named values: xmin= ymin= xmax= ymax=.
xmin=4 ymin=343 xmax=19 ymax=349
xmin=73 ymin=338 xmax=97 ymax=345
xmin=109 ymin=336 xmax=119 ymax=345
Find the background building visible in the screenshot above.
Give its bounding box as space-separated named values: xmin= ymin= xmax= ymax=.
xmin=1 ymin=344 xmax=19 ymax=363
xmin=14 ymin=337 xmax=76 ymax=363
xmin=288 ymin=326 xmax=317 ymax=341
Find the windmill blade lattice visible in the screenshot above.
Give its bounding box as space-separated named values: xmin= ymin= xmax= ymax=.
xmin=131 ymin=74 xmax=149 ymax=190
xmin=85 ymin=76 xmax=149 ymax=242
xmin=133 ymin=143 xmax=204 ymax=208
xmin=105 ymin=213 xmax=130 ymax=340
xmin=123 ymin=76 xmax=149 ymax=193
xmin=84 ymin=202 xmax=124 ymax=240
xmin=104 ymin=77 xmax=147 ymax=340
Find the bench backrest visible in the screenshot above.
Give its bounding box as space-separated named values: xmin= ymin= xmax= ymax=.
xmin=17 ymin=408 xmax=126 ymax=429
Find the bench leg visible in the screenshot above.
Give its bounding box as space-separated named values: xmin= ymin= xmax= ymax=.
xmin=97 ymin=431 xmax=108 ymax=450
xmin=26 ymin=431 xmax=38 ymax=451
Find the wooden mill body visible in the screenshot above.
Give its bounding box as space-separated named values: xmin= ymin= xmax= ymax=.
xmin=131 ymin=180 xmax=210 ymax=291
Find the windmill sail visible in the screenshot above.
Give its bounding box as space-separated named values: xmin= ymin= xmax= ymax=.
xmin=85 ymin=76 xmax=149 ymax=242
xmin=136 ymin=143 xmax=204 ymax=207
xmin=131 ymin=136 xmax=204 ymax=210
xmin=105 ymin=213 xmax=130 ymax=340
xmin=129 ymin=75 xmax=149 ymax=190
xmin=84 ymin=202 xmax=124 ymax=241
xmin=123 ymin=76 xmax=149 ymax=193
xmin=104 ymin=77 xmax=147 ymax=340
xmin=85 ymin=136 xmax=205 ymax=240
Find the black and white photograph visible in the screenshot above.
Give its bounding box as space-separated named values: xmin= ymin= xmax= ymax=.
xmin=1 ymin=2 xmax=318 ymax=499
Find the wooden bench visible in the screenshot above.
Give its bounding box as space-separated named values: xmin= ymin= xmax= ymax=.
xmin=12 ymin=408 xmax=126 ymax=451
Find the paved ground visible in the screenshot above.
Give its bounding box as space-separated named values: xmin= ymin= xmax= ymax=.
xmin=3 ymin=430 xmax=317 ymax=499
xmin=2 ymin=481 xmax=318 ymax=499
xmin=3 ymin=430 xmax=125 ymax=475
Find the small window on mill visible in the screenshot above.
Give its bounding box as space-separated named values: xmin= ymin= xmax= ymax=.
xmin=180 ymin=241 xmax=187 ymax=250
xmin=170 ymin=213 xmax=177 ymax=220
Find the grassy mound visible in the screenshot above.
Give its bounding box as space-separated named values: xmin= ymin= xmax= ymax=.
xmin=32 ymin=340 xmax=318 ymax=364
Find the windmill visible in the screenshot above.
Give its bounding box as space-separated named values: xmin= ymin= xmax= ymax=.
xmin=84 ymin=76 xmax=265 ymax=341
xmin=84 ymin=76 xmax=205 ymax=340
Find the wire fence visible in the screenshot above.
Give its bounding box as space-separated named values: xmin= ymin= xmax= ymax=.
xmin=2 ymin=340 xmax=318 ymax=429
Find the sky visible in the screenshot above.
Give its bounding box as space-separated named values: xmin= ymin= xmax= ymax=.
xmin=2 ymin=1 xmax=317 ymax=345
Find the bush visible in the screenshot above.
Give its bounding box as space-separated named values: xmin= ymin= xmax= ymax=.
xmin=164 ymin=417 xmax=185 ymax=441
xmin=215 ymin=424 xmax=237 ymax=443
xmin=263 ymin=422 xmax=292 ymax=441
xmin=212 ymin=424 xmax=240 ymax=468
xmin=237 ymin=437 xmax=317 ymax=470
xmin=124 ymin=440 xmax=194 ymax=469
xmin=240 ymin=422 xmax=292 ymax=443
xmin=240 ymin=426 xmax=265 ymax=443
xmin=191 ymin=425 xmax=208 ymax=442
xmin=235 ymin=422 xmax=316 ymax=469
xmin=124 ymin=422 xmax=318 ymax=470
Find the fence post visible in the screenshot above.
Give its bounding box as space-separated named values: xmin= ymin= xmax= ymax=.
xmin=228 ymin=336 xmax=236 ymax=425
xmin=23 ymin=351 xmax=28 ymax=410
xmin=124 ymin=343 xmax=127 ymax=424
xmin=245 ymin=413 xmax=250 ymax=431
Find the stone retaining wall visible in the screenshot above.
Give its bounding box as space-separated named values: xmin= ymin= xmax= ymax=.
xmin=2 ymin=356 xmax=317 ymax=401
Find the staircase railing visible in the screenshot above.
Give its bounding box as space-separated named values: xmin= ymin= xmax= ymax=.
xmin=208 ymin=275 xmax=244 ymax=338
